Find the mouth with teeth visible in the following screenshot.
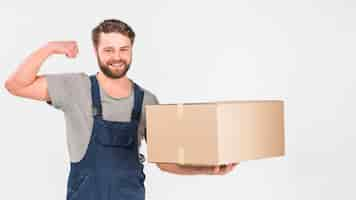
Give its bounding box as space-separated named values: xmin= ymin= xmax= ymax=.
xmin=109 ymin=62 xmax=125 ymax=69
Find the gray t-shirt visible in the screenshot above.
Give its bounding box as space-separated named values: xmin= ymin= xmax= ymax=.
xmin=44 ymin=72 xmax=159 ymax=163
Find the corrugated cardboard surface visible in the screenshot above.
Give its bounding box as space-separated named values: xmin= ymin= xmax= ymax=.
xmin=146 ymin=100 xmax=285 ymax=165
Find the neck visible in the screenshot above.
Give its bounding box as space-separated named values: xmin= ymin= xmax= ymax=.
xmin=96 ymin=72 xmax=132 ymax=98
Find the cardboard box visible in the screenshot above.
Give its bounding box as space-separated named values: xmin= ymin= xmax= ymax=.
xmin=145 ymin=100 xmax=285 ymax=165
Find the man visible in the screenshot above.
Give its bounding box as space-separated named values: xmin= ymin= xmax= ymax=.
xmin=5 ymin=19 xmax=237 ymax=200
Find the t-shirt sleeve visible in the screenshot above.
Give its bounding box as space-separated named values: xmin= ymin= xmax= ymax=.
xmin=44 ymin=72 xmax=87 ymax=111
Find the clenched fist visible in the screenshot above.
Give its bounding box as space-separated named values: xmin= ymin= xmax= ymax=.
xmin=47 ymin=41 xmax=79 ymax=58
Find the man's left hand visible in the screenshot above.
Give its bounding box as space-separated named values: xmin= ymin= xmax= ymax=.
xmin=206 ymin=163 xmax=239 ymax=175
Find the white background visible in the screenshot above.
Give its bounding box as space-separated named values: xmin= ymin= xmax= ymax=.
xmin=1 ymin=0 xmax=355 ymax=199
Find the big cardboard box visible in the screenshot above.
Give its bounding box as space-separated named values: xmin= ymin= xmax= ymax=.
xmin=145 ymin=100 xmax=285 ymax=165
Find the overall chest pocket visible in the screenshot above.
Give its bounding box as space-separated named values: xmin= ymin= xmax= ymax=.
xmin=95 ymin=122 xmax=136 ymax=148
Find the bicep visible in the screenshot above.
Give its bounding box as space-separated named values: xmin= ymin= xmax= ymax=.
xmin=9 ymin=75 xmax=50 ymax=102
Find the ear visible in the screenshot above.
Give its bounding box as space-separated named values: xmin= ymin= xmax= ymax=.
xmin=93 ymin=47 xmax=98 ymax=56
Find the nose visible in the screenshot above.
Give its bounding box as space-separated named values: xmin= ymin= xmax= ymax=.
xmin=113 ymin=51 xmax=121 ymax=61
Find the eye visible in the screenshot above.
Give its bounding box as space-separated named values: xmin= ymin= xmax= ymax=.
xmin=104 ymin=49 xmax=113 ymax=53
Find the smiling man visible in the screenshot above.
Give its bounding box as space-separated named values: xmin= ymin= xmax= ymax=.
xmin=5 ymin=19 xmax=237 ymax=200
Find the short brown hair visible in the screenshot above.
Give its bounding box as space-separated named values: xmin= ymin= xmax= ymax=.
xmin=92 ymin=19 xmax=136 ymax=48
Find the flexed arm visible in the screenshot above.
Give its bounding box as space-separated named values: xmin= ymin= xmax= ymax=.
xmin=4 ymin=41 xmax=78 ymax=101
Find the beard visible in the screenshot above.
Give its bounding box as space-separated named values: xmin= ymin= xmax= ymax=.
xmin=97 ymin=57 xmax=131 ymax=79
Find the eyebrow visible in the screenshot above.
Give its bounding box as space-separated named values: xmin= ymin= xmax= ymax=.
xmin=103 ymin=45 xmax=130 ymax=49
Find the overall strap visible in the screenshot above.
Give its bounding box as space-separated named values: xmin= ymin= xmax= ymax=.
xmin=131 ymin=83 xmax=144 ymax=122
xmin=90 ymin=74 xmax=102 ymax=116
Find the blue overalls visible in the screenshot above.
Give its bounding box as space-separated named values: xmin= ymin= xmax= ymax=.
xmin=66 ymin=74 xmax=146 ymax=200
